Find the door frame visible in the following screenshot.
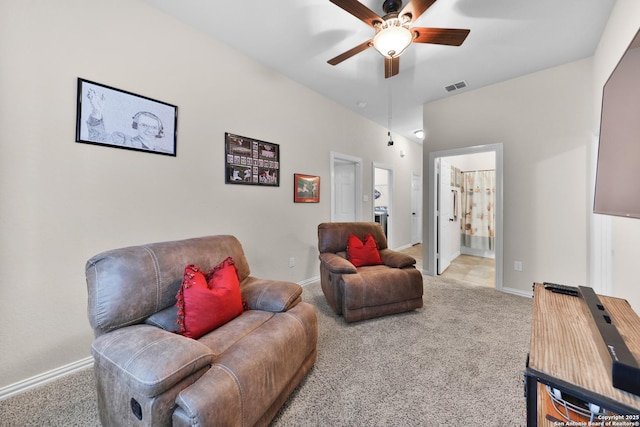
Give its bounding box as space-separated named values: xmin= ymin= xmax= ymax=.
xmin=373 ymin=162 xmax=394 ymax=247
xmin=426 ymin=143 xmax=504 ymax=290
xmin=330 ymin=151 xmax=363 ymax=222
xmin=436 ymin=157 xmax=454 ymax=275
xmin=411 ymin=172 xmax=422 ymax=245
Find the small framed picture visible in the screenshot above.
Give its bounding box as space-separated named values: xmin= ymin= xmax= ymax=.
xmin=294 ymin=174 xmax=320 ymax=203
xmin=225 ymin=133 xmax=280 ymax=186
xmin=76 ymin=78 xmax=177 ymax=156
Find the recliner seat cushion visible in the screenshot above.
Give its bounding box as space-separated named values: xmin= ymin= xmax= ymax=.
xmin=341 ymin=266 xmax=423 ymax=310
xmin=175 ymin=302 xmax=318 ymax=427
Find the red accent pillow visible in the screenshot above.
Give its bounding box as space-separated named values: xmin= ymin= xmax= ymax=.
xmin=347 ymin=233 xmax=383 ymax=267
xmin=175 ymin=257 xmax=245 ymax=339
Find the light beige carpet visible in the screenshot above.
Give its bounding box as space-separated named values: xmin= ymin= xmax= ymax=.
xmin=272 ymin=275 xmax=531 ymax=426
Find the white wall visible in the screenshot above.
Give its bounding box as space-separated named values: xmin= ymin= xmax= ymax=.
xmin=423 ymin=58 xmax=593 ymax=294
xmin=448 ymin=152 xmax=496 ymax=172
xmin=593 ymin=0 xmax=640 ymax=312
xmin=422 ymin=0 xmax=640 ymax=310
xmin=0 ymin=0 xmax=422 ymax=388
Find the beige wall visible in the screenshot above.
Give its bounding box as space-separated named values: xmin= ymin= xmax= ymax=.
xmin=422 ymin=0 xmax=640 ymax=310
xmin=423 ymin=58 xmax=593 ymax=294
xmin=0 ymin=0 xmax=422 ymax=388
xmin=593 ymin=0 xmax=640 ymax=312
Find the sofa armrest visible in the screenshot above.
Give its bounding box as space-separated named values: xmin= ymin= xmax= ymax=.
xmin=379 ymin=249 xmax=417 ymax=268
xmin=241 ymin=277 xmax=302 ymax=312
xmin=91 ymin=324 xmax=214 ymax=397
xmin=319 ymin=253 xmax=357 ymax=274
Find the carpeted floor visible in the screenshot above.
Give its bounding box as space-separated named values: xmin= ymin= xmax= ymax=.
xmin=272 ymin=276 xmax=531 ymax=426
xmin=0 ymin=274 xmax=532 ymax=426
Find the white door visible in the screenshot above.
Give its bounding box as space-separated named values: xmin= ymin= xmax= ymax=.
xmin=333 ymin=160 xmax=357 ymax=222
xmin=411 ymin=172 xmax=421 ymax=245
xmin=331 ymin=152 xmax=363 ymax=222
xmin=437 ymin=159 xmax=452 ymax=274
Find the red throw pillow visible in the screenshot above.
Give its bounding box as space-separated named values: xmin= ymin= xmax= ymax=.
xmin=176 ymin=257 xmax=245 ymax=339
xmin=347 ymin=233 xmax=383 ymax=267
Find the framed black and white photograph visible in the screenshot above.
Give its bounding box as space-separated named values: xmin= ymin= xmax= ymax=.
xmin=75 ymin=78 xmax=177 ymax=156
xmin=225 ymin=133 xmax=280 ymax=186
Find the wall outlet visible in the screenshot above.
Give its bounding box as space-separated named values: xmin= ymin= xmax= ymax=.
xmin=514 ymin=261 xmax=523 ymax=272
xmin=289 ymin=257 xmax=296 ymax=268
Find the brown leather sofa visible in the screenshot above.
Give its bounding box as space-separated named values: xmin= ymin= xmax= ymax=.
xmin=86 ymin=235 xmax=318 ymax=426
xmin=317 ymin=222 xmax=424 ymax=322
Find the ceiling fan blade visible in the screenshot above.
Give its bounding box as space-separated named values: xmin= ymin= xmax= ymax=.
xmin=384 ymin=56 xmax=399 ymax=78
xmin=400 ymin=0 xmax=437 ymax=23
xmin=412 ymin=28 xmax=470 ymax=46
xmin=329 ymin=0 xmax=383 ymax=27
xmin=328 ymin=39 xmax=373 ymax=65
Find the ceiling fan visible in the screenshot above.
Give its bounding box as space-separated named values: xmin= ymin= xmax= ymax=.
xmin=327 ymin=0 xmax=470 ymax=78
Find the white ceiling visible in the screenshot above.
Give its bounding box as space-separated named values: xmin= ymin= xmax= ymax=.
xmin=143 ymin=0 xmax=614 ymax=143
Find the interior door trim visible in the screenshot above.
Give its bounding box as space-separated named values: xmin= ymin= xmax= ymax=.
xmin=426 ymin=143 xmax=503 ymax=291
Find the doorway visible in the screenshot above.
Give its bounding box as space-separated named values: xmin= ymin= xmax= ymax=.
xmin=411 ymin=172 xmax=422 ymax=245
xmin=373 ymin=163 xmax=393 ymax=246
xmin=331 ymin=152 xmax=362 ymax=222
xmin=427 ymin=144 xmax=503 ymax=290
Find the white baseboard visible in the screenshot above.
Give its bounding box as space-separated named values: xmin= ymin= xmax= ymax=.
xmin=460 ymin=246 xmax=495 ymax=259
xmin=0 ymin=356 xmax=94 ymax=401
xmin=299 ymin=276 xmax=320 ymax=287
xmin=502 ymin=286 xmax=533 ymax=299
xmin=393 ymin=243 xmax=412 ymax=251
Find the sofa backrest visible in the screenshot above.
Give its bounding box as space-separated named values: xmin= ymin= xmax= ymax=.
xmin=86 ymin=235 xmax=251 ymax=337
xmin=317 ymin=222 xmax=388 ymax=254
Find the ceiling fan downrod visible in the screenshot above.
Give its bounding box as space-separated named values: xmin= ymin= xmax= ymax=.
xmin=382 ymin=0 xmax=403 ymax=14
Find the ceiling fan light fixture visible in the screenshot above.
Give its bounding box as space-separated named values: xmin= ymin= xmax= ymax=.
xmin=373 ymin=18 xmax=413 ymax=58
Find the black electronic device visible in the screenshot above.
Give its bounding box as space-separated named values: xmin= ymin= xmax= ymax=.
xmin=578 ymin=286 xmax=640 ymax=397
xmin=594 ymin=28 xmax=640 ymax=219
xmin=543 ymin=282 xmax=580 ymax=297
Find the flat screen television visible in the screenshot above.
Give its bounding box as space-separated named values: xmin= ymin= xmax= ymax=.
xmin=594 ymin=28 xmax=640 ymax=218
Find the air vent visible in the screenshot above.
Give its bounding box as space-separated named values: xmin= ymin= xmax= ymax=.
xmin=444 ymin=80 xmax=468 ymax=92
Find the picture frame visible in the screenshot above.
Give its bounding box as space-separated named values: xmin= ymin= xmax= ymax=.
xmin=294 ymin=173 xmax=320 ymax=203
xmin=76 ymin=78 xmax=178 ymax=156
xmin=225 ymin=133 xmax=280 ymax=186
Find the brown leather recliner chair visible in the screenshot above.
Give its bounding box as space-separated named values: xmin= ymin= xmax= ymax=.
xmin=86 ymin=235 xmax=318 ymax=427
xmin=317 ymin=222 xmax=423 ymax=322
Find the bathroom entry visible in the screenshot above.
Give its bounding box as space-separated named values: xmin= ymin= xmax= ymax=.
xmin=428 ymin=145 xmax=503 ymax=289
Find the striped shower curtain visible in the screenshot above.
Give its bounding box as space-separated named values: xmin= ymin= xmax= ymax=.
xmin=461 ymin=170 xmax=496 ymax=250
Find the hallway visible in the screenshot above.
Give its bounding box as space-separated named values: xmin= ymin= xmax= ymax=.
xmin=400 ymin=245 xmax=495 ymax=288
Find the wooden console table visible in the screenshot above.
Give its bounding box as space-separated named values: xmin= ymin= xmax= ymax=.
xmin=525 ymin=283 xmax=640 ymax=426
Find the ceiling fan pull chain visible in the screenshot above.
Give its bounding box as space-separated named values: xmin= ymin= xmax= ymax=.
xmin=387 ymin=79 xmax=394 ymax=146
xmin=388 ymin=78 xmax=393 ymax=130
